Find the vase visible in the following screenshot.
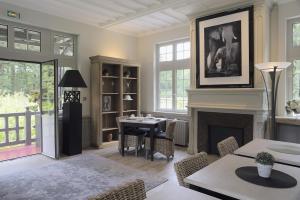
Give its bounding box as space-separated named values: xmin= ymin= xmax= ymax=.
xmin=257 ymin=163 xmax=273 ymax=178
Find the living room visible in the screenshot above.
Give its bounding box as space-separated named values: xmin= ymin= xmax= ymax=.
xmin=0 ymin=0 xmax=300 ymax=199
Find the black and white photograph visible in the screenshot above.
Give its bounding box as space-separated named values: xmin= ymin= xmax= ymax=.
xmin=103 ymin=95 xmax=111 ymax=112
xmin=196 ymin=6 xmax=254 ymax=88
xmin=204 ymin=21 xmax=241 ymax=78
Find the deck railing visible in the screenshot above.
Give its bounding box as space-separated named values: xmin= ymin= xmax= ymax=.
xmin=0 ymin=107 xmax=40 ymax=148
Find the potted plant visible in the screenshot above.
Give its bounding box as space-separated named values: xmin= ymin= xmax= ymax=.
xmin=255 ymin=152 xmax=275 ymax=178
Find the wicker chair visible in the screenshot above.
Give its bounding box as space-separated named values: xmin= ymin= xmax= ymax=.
xmin=144 ymin=120 xmax=176 ymax=161
xmin=89 ymin=179 xmax=146 ymax=200
xmin=217 ymin=136 xmax=239 ymax=157
xmin=116 ymin=116 xmax=144 ymax=156
xmin=174 ymin=152 xmax=208 ymax=188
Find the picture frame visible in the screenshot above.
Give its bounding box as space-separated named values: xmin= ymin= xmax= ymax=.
xmin=103 ymin=96 xmax=111 ymax=112
xmin=196 ymin=6 xmax=254 ymax=88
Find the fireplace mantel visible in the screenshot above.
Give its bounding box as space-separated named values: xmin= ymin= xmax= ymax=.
xmin=187 ymin=88 xmax=268 ymax=111
xmin=187 ymin=88 xmax=268 ymax=154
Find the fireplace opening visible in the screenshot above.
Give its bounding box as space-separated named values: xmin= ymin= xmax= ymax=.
xmin=197 ymin=112 xmax=253 ymax=153
xmin=208 ymin=125 xmax=244 ymax=155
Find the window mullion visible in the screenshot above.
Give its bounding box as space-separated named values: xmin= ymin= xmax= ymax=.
xmin=173 ymin=68 xmax=176 ymax=112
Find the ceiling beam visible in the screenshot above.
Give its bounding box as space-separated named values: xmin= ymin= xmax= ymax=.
xmin=99 ymin=0 xmax=198 ymax=28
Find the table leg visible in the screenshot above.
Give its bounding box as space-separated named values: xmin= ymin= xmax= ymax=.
xmin=121 ymin=123 xmax=125 ymax=156
xmin=150 ymin=126 xmax=154 ymax=161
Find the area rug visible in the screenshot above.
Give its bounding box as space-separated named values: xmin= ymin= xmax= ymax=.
xmin=0 ymin=154 xmax=167 ymax=200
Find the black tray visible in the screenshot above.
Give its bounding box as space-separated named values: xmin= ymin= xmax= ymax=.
xmin=235 ymin=166 xmax=297 ymax=188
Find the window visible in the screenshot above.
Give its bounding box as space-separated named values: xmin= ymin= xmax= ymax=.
xmin=176 ymin=41 xmax=190 ymax=60
xmin=159 ymin=45 xmax=172 ymax=62
xmin=156 ymin=39 xmax=190 ymax=112
xmin=54 ymin=35 xmax=74 ymax=56
xmin=14 ymin=27 xmax=41 ymax=52
xmin=287 ymin=18 xmax=300 ymax=101
xmin=0 ymin=24 xmax=8 ymax=48
xmin=293 ymin=23 xmax=300 ymax=47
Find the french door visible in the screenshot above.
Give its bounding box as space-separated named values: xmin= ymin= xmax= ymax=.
xmin=40 ymin=59 xmax=59 ymax=159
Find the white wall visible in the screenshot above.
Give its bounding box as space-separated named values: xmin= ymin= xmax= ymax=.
xmin=137 ymin=25 xmax=189 ymax=113
xmin=275 ymin=0 xmax=300 ymax=115
xmin=0 ymin=2 xmax=138 ymax=116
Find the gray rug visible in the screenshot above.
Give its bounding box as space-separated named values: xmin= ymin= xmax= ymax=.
xmin=0 ymin=154 xmax=167 ymax=200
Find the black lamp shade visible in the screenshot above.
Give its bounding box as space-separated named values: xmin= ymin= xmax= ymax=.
xmin=58 ymin=70 xmax=87 ymax=88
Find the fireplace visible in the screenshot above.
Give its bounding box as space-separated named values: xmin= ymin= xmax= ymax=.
xmin=197 ymin=112 xmax=253 ymax=154
xmin=208 ymin=126 xmax=244 ymax=154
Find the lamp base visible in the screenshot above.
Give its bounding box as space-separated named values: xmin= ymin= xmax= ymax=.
xmin=64 ymin=91 xmax=80 ymax=103
xmin=62 ymin=102 xmax=82 ymax=156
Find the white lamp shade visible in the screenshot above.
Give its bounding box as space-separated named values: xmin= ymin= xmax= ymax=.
xmin=255 ymin=62 xmax=291 ymax=72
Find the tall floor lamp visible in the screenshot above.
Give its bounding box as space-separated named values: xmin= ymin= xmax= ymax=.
xmin=58 ymin=70 xmax=87 ymax=155
xmin=255 ymin=62 xmax=291 ymax=140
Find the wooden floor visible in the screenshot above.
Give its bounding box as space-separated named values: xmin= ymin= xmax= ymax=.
xmin=89 ymin=141 xmax=219 ymax=183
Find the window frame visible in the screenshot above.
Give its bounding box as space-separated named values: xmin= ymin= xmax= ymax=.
xmin=287 ymin=18 xmax=300 ymax=100
xmin=13 ymin=26 xmax=41 ymax=52
xmin=155 ymin=38 xmax=190 ymax=113
xmin=0 ymin=24 xmax=8 ymax=48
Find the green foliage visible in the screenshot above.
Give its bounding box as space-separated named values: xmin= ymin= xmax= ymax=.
xmin=0 ymin=92 xmax=39 ymax=113
xmin=256 ymin=152 xmax=275 ymax=165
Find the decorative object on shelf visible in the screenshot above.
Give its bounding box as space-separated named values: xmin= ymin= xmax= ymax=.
xmin=103 ymin=96 xmax=112 ymax=112
xmin=256 ymin=62 xmax=291 ymax=139
xmin=125 ymin=80 xmax=132 ymax=93
xmin=58 ymin=69 xmax=87 ymax=156
xmin=255 ymin=152 xmax=275 ymax=178
xmin=102 ymin=69 xmax=109 ymax=76
xmin=286 ymin=100 xmax=300 ymax=115
xmin=196 ymin=6 xmax=254 ymax=88
xmin=124 ymin=70 xmax=131 ymax=78
xmin=124 ymin=94 xmax=133 ymax=101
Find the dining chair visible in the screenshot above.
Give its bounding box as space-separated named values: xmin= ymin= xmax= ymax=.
xmin=89 ymin=179 xmax=146 ymax=200
xmin=144 ymin=120 xmax=176 ymax=161
xmin=217 ymin=136 xmax=239 ymax=157
xmin=174 ymin=152 xmax=208 ymax=188
xmin=116 ymin=116 xmax=144 ymax=156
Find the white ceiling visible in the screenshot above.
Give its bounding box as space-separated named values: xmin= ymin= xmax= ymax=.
xmin=0 ymin=0 xmax=291 ymax=37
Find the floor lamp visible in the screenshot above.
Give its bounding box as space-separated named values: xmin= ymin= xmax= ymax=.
xmin=58 ymin=70 xmax=87 ymax=155
xmin=255 ymin=62 xmax=291 ymax=140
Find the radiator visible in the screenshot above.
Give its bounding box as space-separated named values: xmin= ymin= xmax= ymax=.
xmin=167 ymin=119 xmax=189 ymax=146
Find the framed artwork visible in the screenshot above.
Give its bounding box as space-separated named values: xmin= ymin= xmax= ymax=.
xmin=103 ymin=96 xmax=111 ymax=112
xmin=196 ymin=6 xmax=254 ymax=88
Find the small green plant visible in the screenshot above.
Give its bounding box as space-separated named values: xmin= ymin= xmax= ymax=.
xmin=256 ymin=152 xmax=275 ymax=166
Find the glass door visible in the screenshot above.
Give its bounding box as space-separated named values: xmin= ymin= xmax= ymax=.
xmin=40 ymin=60 xmax=59 ymax=159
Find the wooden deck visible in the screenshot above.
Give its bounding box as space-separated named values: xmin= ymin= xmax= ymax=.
xmin=0 ymin=144 xmax=41 ymax=162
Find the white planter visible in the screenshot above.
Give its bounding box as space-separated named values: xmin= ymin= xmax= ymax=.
xmin=257 ymin=163 xmax=273 ymax=178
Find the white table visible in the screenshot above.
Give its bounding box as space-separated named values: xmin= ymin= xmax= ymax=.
xmin=184 ymin=155 xmax=300 ymax=200
xmin=120 ymin=117 xmax=167 ymax=161
xmin=234 ymin=139 xmax=300 ymax=167
xmin=146 ymin=181 xmax=220 ymax=200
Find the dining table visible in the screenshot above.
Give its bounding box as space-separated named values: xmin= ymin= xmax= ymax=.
xmin=184 ymin=154 xmax=300 ymax=200
xmin=119 ymin=117 xmax=167 ymax=161
xmin=234 ymin=138 xmax=300 ymax=167
xmin=146 ymin=181 xmax=220 ymax=200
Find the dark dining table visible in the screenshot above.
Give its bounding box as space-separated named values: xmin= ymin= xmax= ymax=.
xmin=119 ymin=117 xmax=167 ymax=161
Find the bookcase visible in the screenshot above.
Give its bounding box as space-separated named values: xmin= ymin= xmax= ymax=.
xmin=90 ymin=55 xmax=140 ymax=148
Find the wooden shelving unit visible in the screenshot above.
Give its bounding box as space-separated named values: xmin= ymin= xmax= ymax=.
xmin=90 ymin=55 xmax=140 ymax=148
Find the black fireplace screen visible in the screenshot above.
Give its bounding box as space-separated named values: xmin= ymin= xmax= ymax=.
xmin=208 ymin=125 xmax=244 ymax=155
